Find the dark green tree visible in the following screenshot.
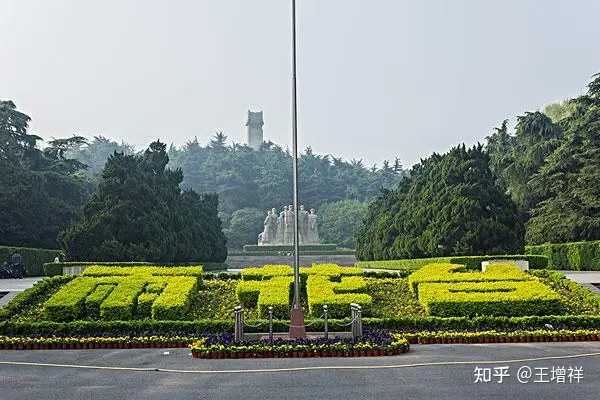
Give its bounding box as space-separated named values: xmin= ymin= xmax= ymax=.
xmin=0 ymin=100 xmax=88 ymax=249
xmin=356 ymin=144 xmax=523 ymax=260
xmin=526 ymin=74 xmax=600 ymax=243
xmin=61 ymin=141 xmax=227 ymax=262
xmin=318 ymin=200 xmax=368 ymax=248
xmin=223 ymin=208 xmax=265 ymax=250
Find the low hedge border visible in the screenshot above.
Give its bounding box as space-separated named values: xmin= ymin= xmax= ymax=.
xmin=357 ymin=254 xmax=548 ymax=271
xmin=0 ymin=335 xmax=196 ymax=350
xmin=0 ymin=276 xmax=74 ymax=321
xmin=526 ymin=240 xmax=600 ymax=271
xmin=404 ymin=329 xmax=600 ymax=344
xmin=43 ymin=262 xmax=219 ymax=276
xmin=4 ymin=329 xmax=600 ymax=351
xmin=0 ymin=246 xmax=62 ymax=276
xmin=4 ymin=315 xmax=600 ymax=337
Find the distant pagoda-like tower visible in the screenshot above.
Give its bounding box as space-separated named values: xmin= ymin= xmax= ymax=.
xmin=246 ymin=110 xmax=264 ymax=150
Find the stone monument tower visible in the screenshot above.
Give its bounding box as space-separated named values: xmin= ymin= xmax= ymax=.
xmin=246 ymin=110 xmax=264 ymax=150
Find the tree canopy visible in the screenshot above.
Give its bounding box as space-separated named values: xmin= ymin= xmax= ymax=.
xmin=356 ymin=144 xmax=523 ymax=260
xmin=61 ymin=141 xmax=227 ymax=262
xmin=0 ymin=100 xmax=89 ymax=249
xmin=168 ymin=137 xmax=405 ymax=216
xmin=525 ymin=74 xmax=600 ymax=243
xmin=318 ymin=199 xmax=368 ymax=248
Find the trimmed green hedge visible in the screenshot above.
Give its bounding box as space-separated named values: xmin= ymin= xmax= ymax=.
xmin=43 ymin=262 xmax=210 ymax=276
xmin=85 ymin=285 xmax=114 ymax=318
xmin=0 ymin=276 xmax=73 ymax=321
xmin=407 ymin=263 xmax=531 ymax=294
xmin=418 ymin=280 xmax=563 ymax=317
xmin=0 ymin=246 xmax=62 ymax=276
xmin=42 ymin=267 xmax=202 ymax=321
xmin=236 ymin=276 xmax=293 ymax=318
xmin=44 ymin=278 xmax=99 ymax=321
xmin=526 ymin=240 xmax=600 ymax=270
xmin=356 ymin=254 xmax=548 ymax=271
xmin=240 ymin=264 xmax=363 ymax=281
xmin=151 ymin=277 xmax=197 ymax=320
xmin=3 ymin=315 xmax=600 ymax=337
xmin=307 ymin=275 xmax=372 ymax=318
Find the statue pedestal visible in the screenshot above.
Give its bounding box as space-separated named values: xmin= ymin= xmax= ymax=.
xmin=289 ymin=307 xmax=306 ymax=338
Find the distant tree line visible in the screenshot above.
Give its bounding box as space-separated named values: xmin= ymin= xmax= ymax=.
xmin=66 ymin=132 xmax=405 ymax=249
xmin=2 ymin=71 xmax=597 ymax=259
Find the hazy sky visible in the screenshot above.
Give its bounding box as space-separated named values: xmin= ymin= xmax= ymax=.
xmin=3 ymin=1 xmax=600 ymax=167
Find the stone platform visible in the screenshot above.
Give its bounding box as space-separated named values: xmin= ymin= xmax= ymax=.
xmin=224 ymin=254 xmax=357 ymax=269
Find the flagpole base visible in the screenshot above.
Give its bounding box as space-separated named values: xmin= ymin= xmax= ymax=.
xmin=289 ymin=307 xmax=306 ymax=338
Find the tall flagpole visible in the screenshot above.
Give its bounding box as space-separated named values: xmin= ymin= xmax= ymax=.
xmin=289 ymin=0 xmax=306 ymax=338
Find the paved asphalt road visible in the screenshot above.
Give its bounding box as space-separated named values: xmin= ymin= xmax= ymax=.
xmin=1 ymin=342 xmax=599 ymax=400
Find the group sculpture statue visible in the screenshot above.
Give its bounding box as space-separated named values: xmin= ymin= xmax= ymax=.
xmin=258 ymin=205 xmax=320 ymax=245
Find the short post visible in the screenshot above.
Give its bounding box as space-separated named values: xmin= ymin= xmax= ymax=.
xmin=323 ymin=305 xmax=329 ymax=339
xmin=350 ymin=303 xmax=362 ymax=342
xmin=356 ymin=304 xmax=362 ymax=340
xmin=268 ymin=306 xmax=274 ymax=343
xmin=234 ymin=305 xmax=244 ymax=342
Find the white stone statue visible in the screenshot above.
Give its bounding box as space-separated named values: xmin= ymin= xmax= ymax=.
xmin=256 ymin=205 xmax=320 ymax=245
xmin=275 ymin=206 xmax=287 ymax=244
xmin=283 ymin=204 xmax=295 ymax=243
xmin=298 ymin=205 xmax=309 ymax=243
xmin=307 ymin=208 xmax=320 ymax=243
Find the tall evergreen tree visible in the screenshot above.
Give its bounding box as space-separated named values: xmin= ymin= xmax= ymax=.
xmin=0 ymin=100 xmax=88 ymax=248
xmin=356 ymin=145 xmax=523 ymax=260
xmin=61 ymin=141 xmax=227 ymax=262
xmin=526 ymin=74 xmax=600 ymax=243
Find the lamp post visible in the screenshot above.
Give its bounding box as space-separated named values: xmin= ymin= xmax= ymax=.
xmin=288 ymin=0 xmax=306 ymax=338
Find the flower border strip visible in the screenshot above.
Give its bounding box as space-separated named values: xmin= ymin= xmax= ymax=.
xmin=191 ymin=347 xmax=409 ymax=359
xmin=404 ymin=329 xmax=600 ymax=345
xmin=0 ymin=336 xmax=195 ymax=350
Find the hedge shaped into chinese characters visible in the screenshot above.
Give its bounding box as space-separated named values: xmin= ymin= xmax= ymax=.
xmin=409 ymin=263 xmax=563 ymax=317
xmin=43 ymin=266 xmax=202 ymax=321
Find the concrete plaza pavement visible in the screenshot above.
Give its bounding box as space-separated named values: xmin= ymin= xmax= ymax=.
xmin=1 ymin=342 xmax=599 ymax=400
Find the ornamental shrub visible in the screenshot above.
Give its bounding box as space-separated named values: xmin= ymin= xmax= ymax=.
xmin=356 ymin=254 xmax=547 ymax=271
xmin=417 ymin=280 xmax=564 ymax=317
xmin=236 ymin=276 xmax=293 ymax=318
xmin=136 ymin=292 xmax=158 ymax=318
xmin=100 ymin=279 xmax=146 ymax=320
xmin=0 ymin=246 xmax=62 ymax=276
xmin=0 ymin=276 xmax=73 ymax=321
xmin=151 ymin=277 xmax=197 ymax=320
xmin=84 ymin=285 xmax=114 ymax=318
xmin=407 ymin=263 xmax=531 ymax=293
xmin=82 ymin=265 xmax=203 ymax=278
xmin=44 ymin=278 xmax=99 ymax=321
xmin=43 ymin=266 xmax=202 ymax=321
xmin=526 ymin=241 xmax=600 ymax=270
xmin=307 ymin=275 xmax=372 ymax=318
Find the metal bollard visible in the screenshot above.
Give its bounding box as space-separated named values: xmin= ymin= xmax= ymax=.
xmin=323 ymin=305 xmax=329 ymax=339
xmin=268 ymin=306 xmax=274 ymax=343
xmin=350 ymin=303 xmax=362 ymax=342
xmin=356 ymin=305 xmax=362 ymax=340
xmin=234 ymin=305 xmax=244 ymax=342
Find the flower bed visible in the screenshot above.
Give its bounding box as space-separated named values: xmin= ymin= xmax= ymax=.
xmin=190 ymin=331 xmax=409 ymax=359
xmin=0 ymin=335 xmax=197 ymax=350
xmin=403 ymin=329 xmax=600 ymax=344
